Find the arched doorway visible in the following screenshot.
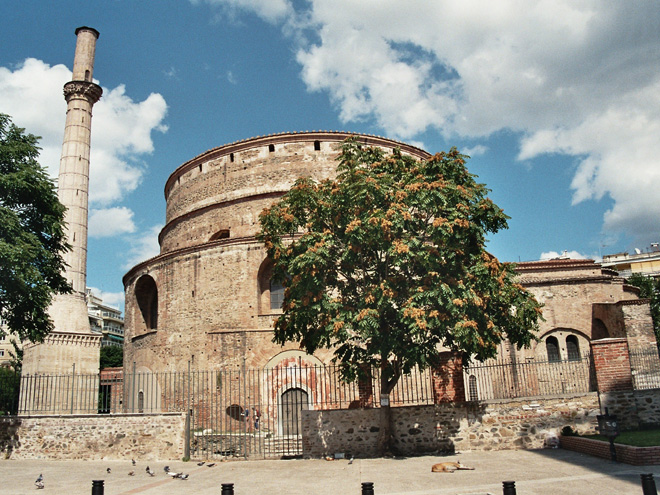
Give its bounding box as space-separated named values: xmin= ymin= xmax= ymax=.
xmin=279 ymin=387 xmax=309 ymax=436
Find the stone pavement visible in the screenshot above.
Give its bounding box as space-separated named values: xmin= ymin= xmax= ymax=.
xmin=1 ymin=449 xmax=658 ymax=495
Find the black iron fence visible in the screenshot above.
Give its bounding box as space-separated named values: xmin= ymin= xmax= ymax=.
xmin=7 ymin=349 xmax=660 ymax=458
xmin=629 ymin=347 xmax=660 ymax=390
xmin=464 ymin=354 xmax=596 ymax=401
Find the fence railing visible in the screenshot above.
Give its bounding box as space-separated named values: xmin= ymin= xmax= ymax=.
xmin=630 ymin=347 xmax=660 ymax=390
xmin=5 ymin=348 xmax=658 ymax=418
xmin=463 ymin=354 xmax=596 ymax=401
xmin=5 ymin=354 xmax=628 ymax=417
xmin=12 ymin=363 xmax=434 ymax=417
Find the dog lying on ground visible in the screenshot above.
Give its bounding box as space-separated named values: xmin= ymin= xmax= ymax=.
xmin=431 ymin=461 xmax=475 ymax=473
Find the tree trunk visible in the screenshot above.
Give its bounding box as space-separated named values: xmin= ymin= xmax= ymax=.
xmin=376 ymin=398 xmax=394 ymax=456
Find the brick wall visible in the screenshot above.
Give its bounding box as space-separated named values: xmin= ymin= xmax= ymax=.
xmin=590 ymin=338 xmax=633 ymax=392
xmin=560 ymin=435 xmax=660 ymax=465
xmin=432 ymin=352 xmax=465 ymax=403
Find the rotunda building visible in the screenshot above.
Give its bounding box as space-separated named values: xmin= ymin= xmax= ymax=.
xmin=122 ymin=132 xmax=431 ymax=374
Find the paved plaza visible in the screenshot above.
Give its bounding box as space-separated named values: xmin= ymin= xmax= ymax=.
xmin=1 ymin=449 xmax=658 ymax=495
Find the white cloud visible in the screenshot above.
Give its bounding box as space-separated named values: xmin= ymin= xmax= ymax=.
xmin=463 ymin=145 xmax=488 ymax=157
xmin=123 ymin=225 xmax=163 ymax=270
xmin=194 ymin=0 xmax=660 ymax=246
xmin=540 ymin=250 xmax=591 ymax=261
xmin=88 ymin=286 xmax=125 ymax=311
xmin=0 ymin=58 xmax=168 ymax=206
xmin=89 ymin=207 xmax=137 ymax=238
xmin=191 ymin=0 xmax=292 ymax=23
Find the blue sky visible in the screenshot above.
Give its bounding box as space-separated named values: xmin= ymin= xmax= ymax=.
xmin=2 ymin=1 xmax=659 ymax=311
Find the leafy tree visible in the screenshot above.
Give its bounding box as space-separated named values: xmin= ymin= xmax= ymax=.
xmin=626 ymin=273 xmax=660 ymax=346
xmin=0 ymin=366 xmax=20 ymax=415
xmin=0 ymin=114 xmax=70 ymax=343
xmin=100 ymin=345 xmax=123 ymax=369
xmin=259 ymin=140 xmax=541 ymax=453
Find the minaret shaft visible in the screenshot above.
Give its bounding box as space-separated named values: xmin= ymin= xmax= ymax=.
xmin=58 ymin=27 xmax=102 ymax=295
xmin=21 ymin=27 xmax=103 ymax=385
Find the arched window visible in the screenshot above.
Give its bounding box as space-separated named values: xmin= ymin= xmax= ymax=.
xmin=135 ymin=275 xmax=158 ymax=330
xmin=270 ymin=279 xmax=285 ymax=310
xmin=592 ymin=318 xmax=610 ymax=340
xmin=138 ymin=390 xmax=144 ymax=413
xmin=209 ymin=229 xmax=230 ymax=241
xmin=468 ymin=375 xmax=478 ymax=401
xmin=566 ymin=335 xmax=581 ymax=361
xmin=268 ymin=144 xmax=275 ymax=152
xmin=314 ymin=140 xmax=321 ymax=151
xmin=546 ymin=336 xmax=560 ymax=362
xmin=258 ymin=258 xmax=286 ymax=314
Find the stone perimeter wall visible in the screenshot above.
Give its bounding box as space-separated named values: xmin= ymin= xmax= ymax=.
xmin=302 ymin=393 xmax=601 ymax=458
xmin=1 ymin=413 xmax=186 ymax=461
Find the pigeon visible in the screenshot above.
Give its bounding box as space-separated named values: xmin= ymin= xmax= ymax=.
xmin=132 ymin=459 xmax=136 ymax=466
xmin=35 ymin=481 xmax=44 ymax=490
xmin=348 ymin=457 xmax=354 ymax=465
xmin=179 ymin=474 xmax=189 ymax=480
xmin=128 ymin=471 xmax=135 ymax=476
xmin=207 ymin=463 xmax=216 ymax=467
xmin=167 ymin=471 xmax=181 ymax=478
xmin=164 ymin=466 xmax=170 ymax=473
xmin=107 ymin=468 xmax=112 ymax=474
xmin=146 ymin=467 xmax=155 ymax=477
xmin=197 ymin=461 xmax=205 ymax=466
xmin=35 ymin=475 xmax=43 ymax=484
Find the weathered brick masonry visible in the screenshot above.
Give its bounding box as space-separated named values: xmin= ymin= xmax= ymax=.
xmin=561 ymin=436 xmax=660 ymax=465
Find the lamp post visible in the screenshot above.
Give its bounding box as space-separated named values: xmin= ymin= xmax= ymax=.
xmin=596 ymin=408 xmax=619 ymax=462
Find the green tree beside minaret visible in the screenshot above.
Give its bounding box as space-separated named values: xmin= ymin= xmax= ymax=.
xmin=0 ymin=114 xmax=71 ymax=343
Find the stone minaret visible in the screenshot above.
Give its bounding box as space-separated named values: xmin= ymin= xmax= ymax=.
xmin=21 ymin=28 xmax=102 ymax=391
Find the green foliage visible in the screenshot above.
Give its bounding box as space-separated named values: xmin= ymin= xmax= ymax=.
xmin=7 ymin=340 xmax=22 ymax=373
xmin=0 ymin=113 xmax=71 ymax=343
xmin=100 ymin=345 xmax=123 ymax=369
xmin=626 ymin=273 xmax=660 ymax=346
xmin=258 ymin=139 xmax=541 ymax=393
xmin=0 ymin=366 xmax=20 ymax=415
xmin=583 ymin=429 xmax=660 ymax=447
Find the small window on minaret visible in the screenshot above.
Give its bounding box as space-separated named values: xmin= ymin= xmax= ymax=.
xmin=268 ymin=144 xmax=275 ymax=152
xmin=314 ymin=140 xmax=321 ymax=151
xmin=85 ymin=70 xmax=90 ymax=81
xmin=230 ymin=153 xmax=234 ymax=162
